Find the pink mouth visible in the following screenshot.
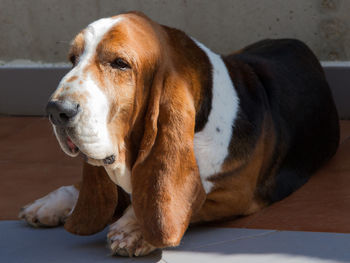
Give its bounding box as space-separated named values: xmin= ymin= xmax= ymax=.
xmin=66 ymin=136 xmax=79 ymax=154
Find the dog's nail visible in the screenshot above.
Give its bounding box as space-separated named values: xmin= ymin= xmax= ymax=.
xmin=110 ymin=241 xmax=119 ymax=251
xmin=119 ymin=242 xmax=126 ymax=248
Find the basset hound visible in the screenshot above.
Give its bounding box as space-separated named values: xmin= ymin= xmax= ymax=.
xmin=19 ymin=12 xmax=340 ymax=257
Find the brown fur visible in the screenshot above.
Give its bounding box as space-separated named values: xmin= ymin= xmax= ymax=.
xmin=65 ymin=162 xmax=118 ymax=235
xmin=68 ymin=31 xmax=85 ymax=65
xmin=191 ymin=116 xmax=275 ymax=223
xmin=132 ymin=68 xmax=206 ymax=247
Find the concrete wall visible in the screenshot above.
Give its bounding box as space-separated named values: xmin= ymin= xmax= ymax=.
xmin=1 ymin=65 xmax=349 ymax=118
xmin=0 ymin=0 xmax=350 ymax=63
xmin=1 ymin=0 xmax=349 ymax=117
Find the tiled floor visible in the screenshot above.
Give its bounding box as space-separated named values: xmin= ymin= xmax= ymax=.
xmin=0 ymin=117 xmax=81 ymax=220
xmin=1 ymin=117 xmax=350 ymax=233
xmin=1 ymin=221 xmax=350 ymax=263
xmin=1 ymin=117 xmax=350 ymax=262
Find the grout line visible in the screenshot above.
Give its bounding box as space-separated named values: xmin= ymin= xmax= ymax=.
xmin=189 ymin=230 xmax=278 ymax=250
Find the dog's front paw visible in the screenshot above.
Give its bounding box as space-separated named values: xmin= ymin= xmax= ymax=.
xmin=19 ymin=185 xmax=78 ymax=227
xmin=107 ymin=206 xmax=156 ymax=257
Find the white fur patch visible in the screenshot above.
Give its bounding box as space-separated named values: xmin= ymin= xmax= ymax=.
xmin=105 ymin=165 xmax=132 ymax=194
xmin=19 ymin=186 xmax=79 ymax=227
xmin=72 ymin=73 xmax=115 ymax=159
xmin=108 ymin=206 xmax=156 ymax=257
xmin=58 ymin=17 xmax=123 ymax=91
xmin=52 ymin=17 xmax=123 ymax=160
xmin=193 ymin=39 xmax=240 ymax=193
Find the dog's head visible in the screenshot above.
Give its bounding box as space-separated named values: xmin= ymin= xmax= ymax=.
xmin=48 ymin=12 xmax=206 ymax=247
xmin=47 ymin=12 xmax=164 ymax=169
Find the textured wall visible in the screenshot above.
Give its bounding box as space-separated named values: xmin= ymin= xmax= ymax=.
xmin=0 ymin=0 xmax=349 ymax=63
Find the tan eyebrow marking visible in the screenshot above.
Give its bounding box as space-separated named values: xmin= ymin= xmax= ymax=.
xmin=68 ymin=31 xmax=85 ymax=61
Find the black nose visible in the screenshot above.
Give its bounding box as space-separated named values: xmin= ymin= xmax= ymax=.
xmin=46 ymin=100 xmax=80 ymax=126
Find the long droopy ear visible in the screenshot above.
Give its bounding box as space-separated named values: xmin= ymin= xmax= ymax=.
xmin=132 ymin=69 xmax=206 ymax=248
xmin=64 ymin=162 xmax=118 ymax=235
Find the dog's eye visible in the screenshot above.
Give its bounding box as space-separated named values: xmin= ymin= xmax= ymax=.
xmin=110 ymin=58 xmax=130 ymax=70
xmin=69 ymin=55 xmax=77 ymax=66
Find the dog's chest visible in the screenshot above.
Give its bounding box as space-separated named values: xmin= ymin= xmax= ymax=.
xmin=105 ymin=166 xmax=132 ymax=194
xmin=193 ymin=108 xmax=237 ymax=194
xmin=192 ymin=40 xmax=239 ymax=194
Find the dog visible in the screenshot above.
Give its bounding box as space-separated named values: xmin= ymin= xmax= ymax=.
xmin=19 ymin=11 xmax=340 ymax=257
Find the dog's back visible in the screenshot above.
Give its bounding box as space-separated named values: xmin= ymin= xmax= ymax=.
xmin=224 ymin=39 xmax=340 ymax=203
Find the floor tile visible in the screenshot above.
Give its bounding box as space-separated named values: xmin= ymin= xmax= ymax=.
xmin=163 ymin=227 xmax=350 ymax=263
xmin=0 ymin=162 xmax=81 ymax=220
xmin=0 ymin=117 xmax=75 ymax=164
xmin=1 ymin=221 xmax=349 ymax=263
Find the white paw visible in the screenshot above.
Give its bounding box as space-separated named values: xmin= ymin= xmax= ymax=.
xmin=107 ymin=206 xmax=156 ymax=257
xmin=19 ymin=186 xmax=78 ymax=227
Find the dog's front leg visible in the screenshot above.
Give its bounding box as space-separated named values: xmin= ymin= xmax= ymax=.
xmin=107 ymin=205 xmax=156 ymax=257
xmin=19 ymin=184 xmax=79 ymax=227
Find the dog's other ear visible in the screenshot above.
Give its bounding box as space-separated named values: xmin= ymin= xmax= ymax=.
xmin=132 ymin=69 xmax=206 ymax=248
xmin=64 ymin=162 xmax=118 ymax=235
